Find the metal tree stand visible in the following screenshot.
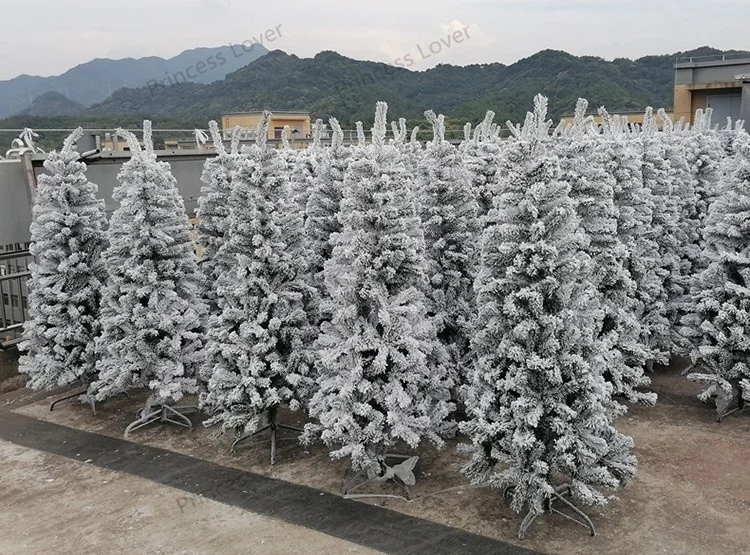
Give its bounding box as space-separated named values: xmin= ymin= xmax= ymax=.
xmin=50 ymin=388 xmax=96 ymax=415
xmin=230 ymin=406 xmax=302 ymax=465
xmin=505 ymin=483 xmax=596 ymax=540
xmin=342 ymin=454 xmax=419 ymax=500
xmin=717 ymin=391 xmax=746 ymax=422
xmin=124 ymin=403 xmax=197 ymax=438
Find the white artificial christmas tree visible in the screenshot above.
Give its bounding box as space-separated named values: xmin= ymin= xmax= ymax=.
xmin=304 ymin=117 xmax=351 ymax=291
xmin=390 ymin=117 xmax=408 ymax=148
xmin=89 ymin=122 xmax=206 ymax=435
xmin=289 ymin=119 xmax=326 ymax=223
xmin=196 ymin=121 xmax=241 ymax=314
xmin=687 ymin=134 xmax=750 ymax=418
xmin=461 ymin=111 xmax=502 ymax=226
xmin=678 ymin=112 xmax=740 ymax=353
xmin=557 ymin=100 xmax=655 ymax=405
xmin=657 ymin=109 xmax=702 ymax=346
xmin=303 ymin=102 xmax=454 ymax=484
xmin=19 ymin=128 xmax=108 ymax=394
xmin=461 ymin=96 xmax=636 ymax=539
xmin=635 ymin=108 xmax=678 ymax=356
xmin=405 ymin=125 xmax=423 ymax=169
xmin=278 ymin=124 xmax=297 ymax=172
xmin=416 ymin=110 xmax=479 ymax=386
xmin=687 ymin=109 xmax=724 ymax=238
xmin=200 ymin=112 xmax=318 ymax=463
xmin=598 ymin=109 xmax=669 ymax=369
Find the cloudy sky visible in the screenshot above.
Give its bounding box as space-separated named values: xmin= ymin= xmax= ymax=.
xmin=1 ymin=0 xmax=748 ymax=80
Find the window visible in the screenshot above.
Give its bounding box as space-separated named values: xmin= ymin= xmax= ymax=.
xmin=2 ymin=293 xmax=8 ymax=305
xmin=11 ymin=295 xmax=19 ymax=308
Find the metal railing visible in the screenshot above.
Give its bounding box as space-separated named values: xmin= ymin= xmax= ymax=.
xmin=0 ymin=127 xmax=482 ymax=149
xmin=0 ymin=250 xmax=31 ymax=349
xmin=675 ymin=53 xmax=750 ymax=65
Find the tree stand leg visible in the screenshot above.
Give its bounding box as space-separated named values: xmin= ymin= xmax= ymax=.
xmin=718 ymin=395 xmax=745 ymax=423
xmin=50 ymin=389 xmax=94 ymax=414
xmin=512 ymin=484 xmax=596 ymax=540
xmin=341 ymin=454 xmax=418 ymax=500
xmin=230 ymin=408 xmax=302 ymax=465
xmin=124 ymin=404 xmax=197 ymax=438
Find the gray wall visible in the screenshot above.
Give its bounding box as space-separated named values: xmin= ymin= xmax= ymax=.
xmin=675 ymin=60 xmax=750 ymax=85
xmin=76 ymin=152 xmax=210 ymax=217
xmin=0 ymin=151 xmax=214 ymax=248
xmin=0 ymin=160 xmax=32 ymax=249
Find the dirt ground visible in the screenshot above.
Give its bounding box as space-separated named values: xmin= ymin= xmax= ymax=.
xmin=7 ymin=359 xmax=750 ymax=555
xmin=0 ymin=439 xmax=380 ymax=555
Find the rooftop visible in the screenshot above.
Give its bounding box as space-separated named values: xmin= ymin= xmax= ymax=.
xmin=674 ymin=53 xmax=750 ymax=68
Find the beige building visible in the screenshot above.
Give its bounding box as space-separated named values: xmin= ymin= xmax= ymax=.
xmin=674 ymin=54 xmax=750 ymax=128
xmin=221 ymin=111 xmax=311 ymax=143
xmin=101 ymin=132 xmax=143 ymax=152
xmin=559 ymin=110 xmax=675 ymax=129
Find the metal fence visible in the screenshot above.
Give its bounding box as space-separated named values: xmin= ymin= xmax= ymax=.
xmin=0 ymin=250 xmax=31 ymax=349
xmin=675 ymin=53 xmax=750 ymax=65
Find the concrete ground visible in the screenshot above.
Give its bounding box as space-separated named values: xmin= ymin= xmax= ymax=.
xmin=1 ymin=358 xmax=749 ymax=554
xmin=0 ymin=438 xmax=381 ymax=555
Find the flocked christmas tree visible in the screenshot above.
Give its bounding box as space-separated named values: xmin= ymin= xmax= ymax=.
xmin=461 ymin=95 xmax=636 ymax=539
xmin=196 ymin=121 xmax=241 ymax=315
xmin=416 ymin=110 xmax=479 ymax=387
xmin=303 ymin=102 xmax=454 ymax=484
xmin=461 ymin=111 xmax=502 ymax=227
xmin=598 ymin=108 xmax=669 ymax=369
xmin=556 ymin=100 xmax=655 ymax=405
xmin=687 ymin=133 xmax=750 ymax=418
xmin=636 ymin=109 xmax=681 ymax=356
xmin=304 ymin=117 xmax=351 ymax=293
xmin=19 ymin=128 xmax=108 ymax=393
xmin=656 ymin=109 xmax=701 ymax=347
xmin=677 ymin=110 xmax=735 ymax=352
xmin=687 ymin=109 xmax=724 ymax=240
xmin=289 ymin=119 xmax=326 ymax=224
xmin=200 ymin=112 xmax=318 ymax=462
xmin=89 ymin=122 xmax=206 ymax=435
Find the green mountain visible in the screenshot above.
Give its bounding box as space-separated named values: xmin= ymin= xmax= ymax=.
xmin=3 ymin=46 xmax=748 ymax=140
xmin=80 ymin=46 xmax=750 ymax=128
xmin=15 ymin=91 xmax=85 ymax=117
xmin=0 ymin=44 xmax=269 ymax=118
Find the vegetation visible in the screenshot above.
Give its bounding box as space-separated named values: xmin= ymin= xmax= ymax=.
xmin=2 ymin=46 xmax=748 ymax=151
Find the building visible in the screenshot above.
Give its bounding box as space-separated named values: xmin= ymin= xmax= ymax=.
xmin=101 ymin=132 xmax=144 ymax=152
xmin=0 ymin=242 xmax=30 ymax=345
xmin=674 ymin=54 xmax=750 ymax=128
xmin=221 ymin=111 xmax=312 ymax=143
xmin=558 ymin=110 xmax=675 ymax=129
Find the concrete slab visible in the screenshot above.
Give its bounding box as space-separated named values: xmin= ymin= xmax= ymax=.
xmin=0 ymin=439 xmax=381 ymax=555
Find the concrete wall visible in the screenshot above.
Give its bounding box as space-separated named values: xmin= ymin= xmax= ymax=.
xmin=70 ymin=152 xmax=210 ymax=217
xmin=675 ymin=59 xmax=750 ymax=85
xmin=0 ymin=160 xmax=33 ymax=248
xmin=742 ymin=84 xmax=750 ymax=128
xmin=673 ymin=57 xmax=750 ymax=127
xmin=0 ymin=151 xmax=215 ymax=248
